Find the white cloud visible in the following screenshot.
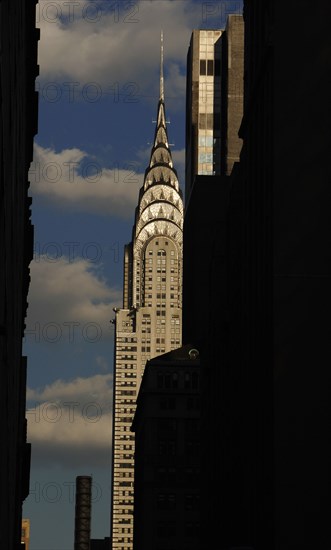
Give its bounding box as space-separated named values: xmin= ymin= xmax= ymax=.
xmin=36 ymin=0 xmax=201 ymax=104
xmin=27 ymin=374 xmax=113 ymax=468
xmin=29 ymin=143 xmax=142 ymax=217
xmin=27 ymin=373 xmax=112 ymax=403
xmin=26 ymin=256 xmax=121 ymax=343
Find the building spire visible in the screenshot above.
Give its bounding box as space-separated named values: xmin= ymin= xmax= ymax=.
xmin=160 ymin=30 xmax=164 ymax=101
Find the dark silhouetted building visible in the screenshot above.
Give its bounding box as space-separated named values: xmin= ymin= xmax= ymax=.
xmin=90 ymin=538 xmax=111 ymax=550
xmin=0 ymin=1 xmax=39 ymax=548
xmin=132 ymin=345 xmax=200 ymax=550
xmin=184 ymin=1 xmax=331 ymax=549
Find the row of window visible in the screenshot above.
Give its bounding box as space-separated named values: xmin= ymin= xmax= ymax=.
xmin=156 ymin=493 xmax=200 ymax=511
xmin=117 ymin=337 xmax=137 ymax=343
xmin=159 ymin=396 xmax=200 ymax=411
xmin=157 ymin=372 xmax=199 ymax=390
xmin=199 ymin=58 xmax=220 ymax=76
xmin=156 ymin=466 xmax=200 ymax=482
xmin=147 ymin=248 xmax=174 ymax=256
xmin=157 ymin=520 xmax=200 ymax=538
xmin=117 ymin=382 xmax=136 ymax=388
xmin=199 ymin=112 xmax=220 ymax=130
xmin=121 ymin=321 xmax=133 ymax=327
xmin=114 ymin=471 xmax=134 ymax=479
xmin=157 ymin=439 xmax=200 ymax=457
xmin=145 ymin=303 xmax=178 ymax=308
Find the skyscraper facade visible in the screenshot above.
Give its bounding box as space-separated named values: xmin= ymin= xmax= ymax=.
xmin=185 ymin=18 xmax=244 ymax=203
xmin=110 ymin=36 xmax=183 ymax=550
xmin=185 ymin=29 xmax=222 ymax=202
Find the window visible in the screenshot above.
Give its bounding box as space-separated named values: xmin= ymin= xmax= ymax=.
xmin=200 ymin=58 xmax=213 ymax=76
xmin=198 ymin=135 xmax=213 ymax=147
xmin=157 ymin=374 xmax=163 ymax=388
xmin=185 ymin=494 xmax=200 ymax=511
xmin=160 ymin=396 xmax=176 ymax=410
xmin=192 ymin=372 xmax=199 ymax=389
xmin=185 ymin=521 xmax=200 ymax=537
xmin=187 ymin=397 xmax=200 ymax=410
xmin=157 ymin=493 xmax=176 ymax=510
xmin=207 ymin=113 xmax=213 ymax=128
xmin=199 ymin=152 xmax=213 ymax=163
xmin=157 ymin=520 xmax=176 ymax=538
xmin=184 ymin=372 xmax=191 ymax=389
xmin=158 ymin=439 xmax=176 ymax=456
xmin=207 ymin=59 xmax=213 ymax=75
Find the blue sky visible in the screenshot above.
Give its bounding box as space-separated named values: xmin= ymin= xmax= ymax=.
xmin=23 ymin=1 xmax=243 ymax=548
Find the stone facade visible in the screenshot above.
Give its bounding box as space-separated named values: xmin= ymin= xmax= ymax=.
xmin=110 ymin=37 xmax=183 ymax=550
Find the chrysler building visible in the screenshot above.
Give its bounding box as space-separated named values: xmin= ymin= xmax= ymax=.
xmin=110 ymin=33 xmax=183 ymax=550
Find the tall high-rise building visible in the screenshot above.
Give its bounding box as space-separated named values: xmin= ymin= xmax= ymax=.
xmin=110 ymin=34 xmax=183 ymax=550
xmin=185 ymin=18 xmax=244 ymax=204
xmin=183 ymin=17 xmax=244 ymax=349
xmin=185 ymin=29 xmax=222 ymax=203
xmin=0 ymin=1 xmax=38 ymax=547
xmin=184 ymin=1 xmax=331 ymax=548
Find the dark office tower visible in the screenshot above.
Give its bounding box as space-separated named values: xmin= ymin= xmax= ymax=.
xmin=217 ymin=2 xmax=274 ymax=546
xmin=0 ymin=1 xmax=39 ymax=548
xmin=110 ymin=34 xmax=183 ymax=550
xmin=132 ymin=345 xmax=201 ymax=550
xmin=269 ymin=1 xmax=330 ymax=546
xmin=227 ymin=0 xmax=331 ymax=548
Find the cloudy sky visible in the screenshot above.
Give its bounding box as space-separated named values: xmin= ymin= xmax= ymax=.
xmin=23 ymin=1 xmax=243 ymax=548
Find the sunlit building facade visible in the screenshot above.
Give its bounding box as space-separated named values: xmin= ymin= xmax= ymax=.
xmin=21 ymin=518 xmax=30 ymax=550
xmin=185 ymin=17 xmax=244 ymax=202
xmin=185 ymin=29 xmax=222 ymax=202
xmin=110 ymin=36 xmax=183 ymax=550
